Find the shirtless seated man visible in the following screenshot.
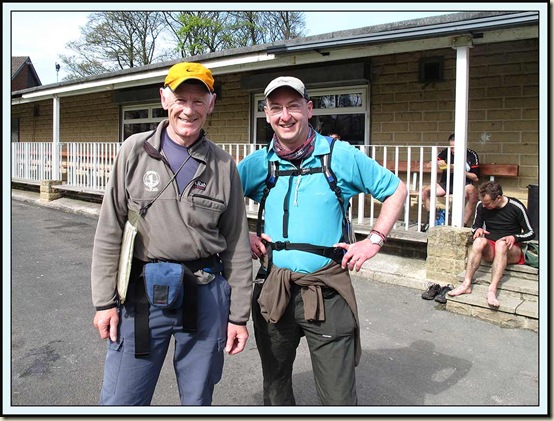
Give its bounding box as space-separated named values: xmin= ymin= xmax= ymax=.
xmin=448 ymin=181 xmax=535 ymax=307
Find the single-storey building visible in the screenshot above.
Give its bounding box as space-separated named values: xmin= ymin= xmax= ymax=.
xmin=10 ymin=10 xmax=544 ymax=229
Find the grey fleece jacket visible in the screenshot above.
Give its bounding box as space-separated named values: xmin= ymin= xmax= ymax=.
xmin=90 ymin=120 xmax=253 ymax=324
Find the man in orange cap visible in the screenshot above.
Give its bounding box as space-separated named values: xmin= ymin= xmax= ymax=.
xmin=91 ymin=62 xmax=253 ymax=405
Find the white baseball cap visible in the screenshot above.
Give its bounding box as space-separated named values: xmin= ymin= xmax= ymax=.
xmin=264 ymin=76 xmax=309 ymax=99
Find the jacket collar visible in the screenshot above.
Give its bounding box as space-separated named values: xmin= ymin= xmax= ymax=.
xmin=143 ymin=119 xmax=209 ymax=162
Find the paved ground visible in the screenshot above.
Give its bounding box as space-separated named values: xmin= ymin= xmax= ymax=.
xmin=6 ymin=189 xmax=547 ymax=417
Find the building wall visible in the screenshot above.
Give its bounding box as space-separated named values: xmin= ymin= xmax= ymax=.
xmin=12 ymin=38 xmax=538 ymax=200
xmin=370 ymin=38 xmax=539 ymax=198
xmin=205 ymin=75 xmax=251 ymax=144
xmin=12 ymin=65 xmax=41 ymax=91
xmin=12 ymin=92 xmax=120 ymax=143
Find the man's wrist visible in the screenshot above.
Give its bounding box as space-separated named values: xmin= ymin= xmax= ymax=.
xmin=368 ymin=229 xmax=387 ymax=247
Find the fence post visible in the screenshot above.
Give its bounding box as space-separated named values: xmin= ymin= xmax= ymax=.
xmin=425 ymin=226 xmax=472 ymax=283
xmin=39 ymin=180 xmax=63 ymax=202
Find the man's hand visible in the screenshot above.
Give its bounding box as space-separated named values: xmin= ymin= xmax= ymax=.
xmin=249 ymin=232 xmax=272 ymax=260
xmin=500 ymin=235 xmax=516 ymax=249
xmin=473 ymin=228 xmax=489 ymax=240
xmin=93 ymin=307 xmax=119 ymax=342
xmin=334 ymin=238 xmax=381 ymax=272
xmin=225 ymin=323 xmax=249 ymax=355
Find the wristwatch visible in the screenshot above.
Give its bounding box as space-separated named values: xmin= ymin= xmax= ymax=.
xmin=368 ymin=231 xmax=385 ymax=247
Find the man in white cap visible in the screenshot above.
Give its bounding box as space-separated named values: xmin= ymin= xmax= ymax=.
xmin=238 ymin=76 xmax=407 ymax=405
xmin=91 ymin=62 xmax=252 ymax=405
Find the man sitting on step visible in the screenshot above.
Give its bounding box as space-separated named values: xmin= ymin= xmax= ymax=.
xmin=448 ymin=181 xmax=535 ymax=307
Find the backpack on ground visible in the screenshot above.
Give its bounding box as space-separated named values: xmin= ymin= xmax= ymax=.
xmin=523 ymin=241 xmax=539 ymax=269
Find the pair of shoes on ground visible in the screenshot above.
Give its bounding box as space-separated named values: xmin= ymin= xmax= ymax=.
xmin=421 ymin=283 xmax=453 ymax=304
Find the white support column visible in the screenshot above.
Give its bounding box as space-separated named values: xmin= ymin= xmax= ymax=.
xmin=52 ymin=95 xmax=61 ymax=180
xmin=451 ymin=37 xmax=473 ymax=227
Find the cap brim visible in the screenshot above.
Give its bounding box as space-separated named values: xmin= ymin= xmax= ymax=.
xmin=167 ymin=77 xmax=212 ymax=92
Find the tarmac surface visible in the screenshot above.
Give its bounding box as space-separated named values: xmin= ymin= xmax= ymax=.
xmin=6 ymin=189 xmax=547 ymax=417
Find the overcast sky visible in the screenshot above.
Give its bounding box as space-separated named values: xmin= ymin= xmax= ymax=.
xmin=6 ymin=3 xmax=537 ymax=85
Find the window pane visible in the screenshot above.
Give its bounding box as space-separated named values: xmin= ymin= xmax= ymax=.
xmin=123 ymin=109 xmax=148 ymax=120
xmin=253 ymin=87 xmax=367 ymax=145
xmin=11 ymin=118 xmax=20 ymax=142
xmin=311 ymin=93 xmax=362 ymax=109
xmin=256 ymin=118 xmax=273 ymax=145
xmin=310 ymin=114 xmax=365 ymax=145
xmin=257 ymin=114 xmax=365 ymax=146
xmin=312 ymin=95 xmax=336 ymax=109
xmin=152 ymin=108 xmax=168 ymax=118
xmin=338 ymin=93 xmax=362 ymax=107
xmin=124 ymin=123 xmax=158 ymax=140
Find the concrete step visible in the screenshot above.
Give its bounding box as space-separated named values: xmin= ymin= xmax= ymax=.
xmin=445 ymin=290 xmax=538 ymax=332
xmin=447 ymin=261 xmax=539 ymax=332
xmin=446 ymin=283 xmax=538 ymax=317
xmin=455 ymin=270 xmax=538 ymax=300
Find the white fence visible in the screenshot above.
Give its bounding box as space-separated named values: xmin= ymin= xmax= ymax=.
xmin=12 ymin=142 xmax=453 ymax=232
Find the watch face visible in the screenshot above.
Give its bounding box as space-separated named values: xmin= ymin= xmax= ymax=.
xmin=370 ymin=233 xmax=383 ymax=246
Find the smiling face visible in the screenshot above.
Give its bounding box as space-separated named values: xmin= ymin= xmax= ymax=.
xmin=160 ymin=81 xmax=215 ymax=146
xmin=264 ymin=87 xmax=313 ymax=150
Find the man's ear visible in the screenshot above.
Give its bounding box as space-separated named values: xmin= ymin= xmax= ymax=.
xmin=208 ymin=93 xmax=216 ymax=114
xmin=159 ymin=87 xmax=170 ymax=110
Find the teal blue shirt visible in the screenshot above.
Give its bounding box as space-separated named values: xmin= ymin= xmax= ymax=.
xmin=238 ymin=133 xmax=401 ymax=273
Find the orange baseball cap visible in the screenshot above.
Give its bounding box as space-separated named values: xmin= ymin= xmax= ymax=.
xmin=164 ymin=62 xmax=214 ymax=92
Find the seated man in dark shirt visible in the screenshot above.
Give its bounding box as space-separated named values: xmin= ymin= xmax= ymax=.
xmin=421 ymin=133 xmax=480 ymax=228
xmin=448 ymin=181 xmax=535 ymax=307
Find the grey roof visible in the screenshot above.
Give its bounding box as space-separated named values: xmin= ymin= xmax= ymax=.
xmin=267 ymin=11 xmax=537 ymax=54
xmin=11 ymin=10 xmax=539 ymax=97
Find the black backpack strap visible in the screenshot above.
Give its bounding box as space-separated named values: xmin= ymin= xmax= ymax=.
xmin=257 ymin=160 xmax=278 ymax=237
xmin=270 ymin=241 xmax=345 ymax=265
xmin=257 ymin=136 xmax=354 ymax=244
xmin=132 ymin=260 xmax=150 ymax=358
xmin=321 ymin=138 xmax=354 ymax=243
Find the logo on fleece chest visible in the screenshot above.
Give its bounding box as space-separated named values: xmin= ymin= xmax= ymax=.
xmin=192 ymin=180 xmax=207 ymax=191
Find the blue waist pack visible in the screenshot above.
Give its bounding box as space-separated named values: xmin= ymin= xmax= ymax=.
xmin=143 ymin=261 xmax=185 ymax=310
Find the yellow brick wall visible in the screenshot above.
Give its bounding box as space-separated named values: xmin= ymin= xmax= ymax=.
xmin=204 ymin=75 xmax=250 ymax=143
xmin=12 ymin=39 xmax=538 ymax=201
xmin=370 ymin=38 xmax=539 ymax=201
xmin=12 ymin=92 xmax=120 ymax=143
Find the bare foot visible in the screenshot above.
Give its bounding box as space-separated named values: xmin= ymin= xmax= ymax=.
xmin=447 ymin=284 xmax=472 ymax=297
xmin=487 ymin=290 xmax=500 ymax=307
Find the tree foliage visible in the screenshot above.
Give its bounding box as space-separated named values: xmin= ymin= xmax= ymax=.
xmin=59 ymin=11 xmax=172 ymax=80
xmin=163 ymin=11 xmax=306 ymax=57
xmin=59 ymin=10 xmax=307 ymax=80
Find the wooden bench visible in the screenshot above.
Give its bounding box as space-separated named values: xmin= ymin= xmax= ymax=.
xmin=384 ymin=161 xmax=519 ymax=182
xmin=479 ymin=163 xmax=519 ymax=180
xmin=384 ymin=161 xmax=519 ymax=213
